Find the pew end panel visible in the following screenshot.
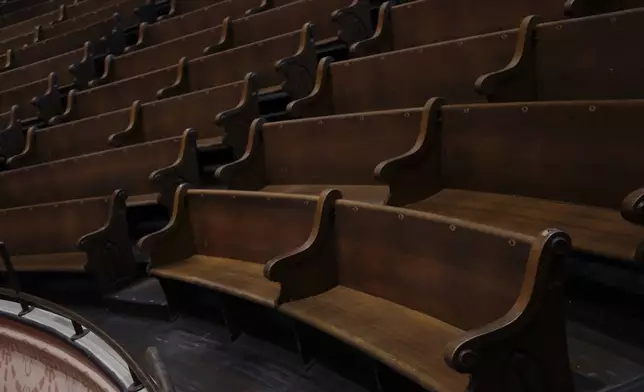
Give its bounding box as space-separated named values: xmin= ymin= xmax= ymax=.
xmin=215 ymin=72 xmax=260 ymax=158
xmin=376 ymin=98 xmax=444 ymax=207
xmin=138 ymin=184 xmax=197 ymax=269
xmin=0 ymin=106 xmax=25 ymax=161
xmin=621 ymin=189 xmax=644 ymax=260
xmin=68 ymin=41 xmax=97 ymax=89
xmin=475 ymin=15 xmax=539 ymax=102
xmin=331 ymin=0 xmax=373 ymax=46
xmin=444 ymin=229 xmax=573 ymax=392
xmin=264 ymin=189 xmax=342 ymax=304
xmin=275 ymin=23 xmax=318 ymax=100
xmin=278 ymin=200 xmax=573 ymax=392
xmin=146 ymin=187 xmax=327 ymax=308
xmin=286 ymin=57 xmax=335 ymax=118
xmin=156 ymin=57 xmax=190 ymax=100
xmin=149 ymin=129 xmax=201 ymax=208
xmin=202 ymin=17 xmax=234 ymax=56
xmin=31 ymin=72 xmax=63 ymax=123
xmin=215 ymin=118 xmax=267 ymax=190
xmin=77 ymin=189 xmax=137 ymax=292
xmin=108 ymin=101 xmax=143 ymax=147
xmin=349 ymin=1 xmax=393 ymax=58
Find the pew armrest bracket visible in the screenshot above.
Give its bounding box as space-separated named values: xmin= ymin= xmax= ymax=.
xmin=150 ymin=129 xmax=201 ymax=208
xmin=5 ymin=125 xmax=35 ymax=169
xmin=32 ymin=73 xmax=63 ymax=123
xmin=276 ymin=23 xmax=318 ymax=100
xmin=349 ymin=2 xmax=393 ymax=57
xmin=332 ymin=0 xmax=374 ymax=46
xmin=264 ymin=189 xmax=342 ymax=305
xmin=125 ymin=23 xmax=148 ymax=53
xmin=157 ymin=57 xmax=190 ymax=99
xmin=49 ymin=89 xmax=79 ymax=125
xmin=203 ymin=17 xmax=234 ymax=56
xmin=286 ymin=57 xmax=334 ymax=118
xmin=445 ymin=230 xmax=573 ymax=391
xmin=475 ymin=15 xmax=539 ymax=103
xmin=375 ymin=97 xmax=444 ymax=206
xmin=245 ymin=0 xmax=272 ymax=16
xmin=0 ymin=106 xmax=25 ymax=163
xmin=215 ymin=116 xmax=265 ymax=189
xmin=77 ymin=190 xmax=137 ymax=292
xmin=70 ymin=42 xmax=98 ymax=89
xmin=216 ymin=73 xmax=260 ymax=158
xmin=89 ymin=53 xmax=114 ymax=88
xmin=108 ymin=100 xmax=143 ymax=147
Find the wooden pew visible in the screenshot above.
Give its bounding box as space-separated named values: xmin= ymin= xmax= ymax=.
xmin=0 ymin=190 xmax=137 ymax=292
xmin=162 ymin=0 xmax=232 ymax=19
xmin=215 ymin=108 xmax=424 ymax=204
xmin=478 ymin=8 xmax=644 ymax=102
xmin=102 ymin=0 xmax=366 ymax=83
xmin=0 ymin=23 xmax=38 ymax=52
xmin=129 ymin=0 xmax=301 ymax=52
xmin=8 ymin=77 xmax=254 ymax=167
xmin=0 ymin=5 xmax=60 ymax=42
xmin=0 ymin=73 xmax=48 ymax=118
xmin=3 ymin=13 xmax=122 ymax=70
xmin=0 ymin=129 xmax=200 ymax=209
xmin=266 ymin=194 xmax=573 ymax=392
xmin=0 ymin=105 xmax=22 ymax=160
xmin=139 ymin=185 xmax=327 ymax=311
xmin=0 ymin=0 xmax=67 ymax=27
xmin=352 ymin=0 xmax=565 ymax=57
xmin=370 ymin=98 xmax=644 ymax=264
xmin=287 ymin=22 xmax=523 ymax=118
xmin=51 ymin=24 xmax=315 ymax=125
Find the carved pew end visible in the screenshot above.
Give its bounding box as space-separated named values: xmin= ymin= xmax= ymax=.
xmin=203 ymin=17 xmax=233 ymax=56
xmin=0 ymin=105 xmax=25 ymax=163
xmin=275 ymin=23 xmax=318 ymax=100
xmin=349 ymin=1 xmax=393 ymax=57
xmin=156 ymin=57 xmax=189 ymax=99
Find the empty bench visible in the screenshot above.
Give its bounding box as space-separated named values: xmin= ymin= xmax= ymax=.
xmin=139 ymin=185 xmax=327 ymax=310
xmin=266 ymin=194 xmax=573 ymax=392
xmin=215 ymin=108 xmax=428 ymax=203
xmin=0 ymin=129 xmax=200 ymax=209
xmin=352 ymin=0 xmax=565 ymax=57
xmin=287 ymin=21 xmax=525 ymax=118
xmin=478 ymin=8 xmax=644 ymax=102
xmin=0 ymin=190 xmax=136 ymax=292
xmin=372 ymin=99 xmax=644 ymax=264
xmin=8 ymin=76 xmax=254 ymax=167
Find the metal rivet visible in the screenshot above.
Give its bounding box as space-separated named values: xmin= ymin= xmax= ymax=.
xmin=589 ymin=105 xmax=596 ymax=112
xmin=359 ymin=115 xmax=364 ymax=120
xmin=457 ymin=41 xmax=464 ymax=46
xmin=464 ymin=108 xmax=470 ymax=113
xmin=397 ymin=214 xmax=404 ymax=220
xmin=352 ymin=206 xmax=358 ymax=212
xmin=508 ymin=239 xmax=516 ymax=247
xmin=501 ymin=34 xmax=507 ymax=39
xmin=404 ymin=112 xmax=410 ymax=117
xmin=521 ymin=106 xmax=529 ymax=113
xmin=449 ymin=225 xmax=456 ymax=231
xmin=556 ymin=24 xmax=562 ymax=30
xmin=317 ymin=120 xmax=323 ymax=125
xmin=304 ymin=201 xmax=309 ymax=205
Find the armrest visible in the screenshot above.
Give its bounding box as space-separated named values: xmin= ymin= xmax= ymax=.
xmin=444 ymin=230 xmax=570 ymax=378
xmin=0 ymin=106 xmax=26 ymax=162
xmin=157 ymin=57 xmax=189 ymax=99
xmin=349 ymin=2 xmax=393 ymax=58
xmin=69 ymin=41 xmax=97 ymax=89
xmin=475 ymin=15 xmax=539 ymax=102
xmin=5 ymin=125 xmax=34 ymax=169
xmin=150 ymin=129 xmax=200 ymax=208
xmin=89 ymin=54 xmax=114 ymax=88
xmin=49 ymin=89 xmax=78 ymax=125
xmin=108 ymin=100 xmax=143 ymax=147
xmin=286 ymin=56 xmax=334 ymax=118
xmin=203 ymin=18 xmax=233 ymax=55
xmin=124 ymin=22 xmax=147 ymax=54
xmin=264 ymin=189 xmax=342 ymax=305
xmin=31 ymin=72 xmax=63 ymax=122
xmin=216 ymin=72 xmax=260 ymax=157
xmin=245 ymin=0 xmax=271 ymax=16
xmin=215 ymin=117 xmax=266 ymax=189
xmin=332 ymin=0 xmax=373 ymax=46
xmin=5 ymin=49 xmax=14 ymax=70
xmin=276 ymin=23 xmax=317 ymax=100
xmin=137 ymin=184 xmax=196 ymax=269
xmin=374 ymin=97 xmax=443 ymax=206
xmin=621 ymin=188 xmax=644 ymax=226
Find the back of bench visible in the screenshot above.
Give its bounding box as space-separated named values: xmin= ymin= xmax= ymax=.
xmin=0 ymin=47 xmax=82 ymax=91
xmin=186 ymin=189 xmax=319 ymax=263
xmin=331 ymin=30 xmax=516 ymax=114
xmin=0 ymin=131 xmax=195 ymax=208
xmin=0 ymin=8 xmax=57 ymax=42
xmin=440 ymin=100 xmax=644 ymax=210
xmin=334 ymin=200 xmax=534 ymax=330
xmin=387 ymin=0 xmax=563 ymax=51
xmin=536 ymin=8 xmax=644 ymax=100
xmin=262 ymin=109 xmax=422 ymax=186
xmin=0 ymin=196 xmax=111 ymax=256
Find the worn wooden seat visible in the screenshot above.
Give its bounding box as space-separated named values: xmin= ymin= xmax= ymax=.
xmin=3 ymin=13 xmax=122 ymax=70
xmin=352 ymin=0 xmax=565 ymax=57
xmin=140 ymin=185 xmax=325 ymax=308
xmin=287 ymin=23 xmax=523 ymax=119
xmin=0 ymin=129 xmax=199 ymax=209
xmin=0 ymin=190 xmax=136 ymax=291
xmin=8 ymin=77 xmax=252 ymax=167
xmin=127 ymin=0 xmax=273 ymax=52
xmin=49 ymin=24 xmax=315 ymax=125
xmin=100 ymin=0 xmax=364 ymax=84
xmin=265 ymin=193 xmax=572 ymax=392
xmin=373 ymin=99 xmax=644 ymax=263
xmin=478 ymin=8 xmax=644 ymax=102
xmin=217 ymin=108 xmax=429 ymax=203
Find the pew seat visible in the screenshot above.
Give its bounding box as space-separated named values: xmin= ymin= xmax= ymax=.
xmin=262 ymin=185 xmax=389 ymax=204
xmin=151 ymin=255 xmax=280 ymax=307
xmin=280 ymin=286 xmax=466 ymax=391
xmin=408 ymin=189 xmax=644 ymax=261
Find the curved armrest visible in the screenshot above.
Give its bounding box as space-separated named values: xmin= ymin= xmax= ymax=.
xmin=276 ymin=23 xmax=317 ymax=100
xmin=5 ymin=125 xmax=34 ymax=168
xmin=125 ymin=23 xmax=147 ymax=54
xmin=215 ymin=117 xmax=265 ymax=189
xmin=157 ymin=57 xmax=189 ymax=99
xmin=108 ymin=100 xmax=142 ymax=147
xmin=349 ymin=2 xmax=393 ymax=58
xmin=245 ymin=0 xmax=272 ymax=16
xmin=203 ymin=17 xmax=233 ymax=56
xmin=0 ymin=106 xmax=26 ymax=162
xmin=286 ymin=56 xmax=334 ymax=118
xmin=621 ymin=188 xmax=644 ymax=226
xmin=331 ymin=0 xmax=373 ymax=46
xmin=264 ymin=189 xmax=342 ymax=304
xmin=444 ymin=229 xmax=570 ymax=373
